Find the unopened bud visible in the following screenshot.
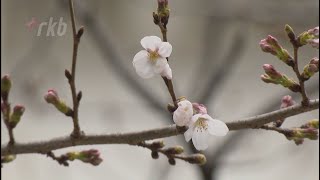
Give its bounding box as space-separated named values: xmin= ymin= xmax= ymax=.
xmin=185 ymin=154 xmax=207 ymax=165
xmin=168 ymin=158 xmax=176 ymax=165
xmin=301 ymin=128 xmax=319 ymax=140
xmin=9 ymin=104 xmax=25 ymax=128
xmin=307 ymin=39 xmax=319 ymax=49
xmin=259 ymin=36 xmax=294 ymax=66
xmin=1 ymin=155 xmax=16 ymax=163
xmin=289 ymin=128 xmax=319 ymax=141
xmin=274 ymin=95 xmax=296 ymax=127
xmin=151 ymin=151 xmax=159 ymax=159
xmin=149 ymin=140 xmax=165 ymax=149
xmin=164 ymin=146 xmax=184 ymax=155
xmin=280 ymin=95 xmax=296 ymax=108
xmin=65 ymin=69 xmax=72 ymax=80
xmin=1 ymin=75 xmax=12 ymax=101
xmin=261 ymin=66 xmax=300 ymax=92
xmin=192 ymin=103 xmax=207 ymax=114
xmin=77 ymin=27 xmax=84 ymax=39
xmin=303 ymin=119 xmax=319 ymax=129
xmin=156 ymin=0 xmax=170 ymax=26
xmin=44 ymin=89 xmax=73 ymax=116
xmin=285 ymin=24 xmax=296 ymax=44
xmin=67 ymin=149 xmax=103 ymax=166
xmin=77 ymin=91 xmax=82 ymax=102
xmin=297 ymin=26 xmax=319 ymax=48
xmin=263 ymin=64 xmax=282 ymax=79
xmin=301 ymin=57 xmax=319 ymax=81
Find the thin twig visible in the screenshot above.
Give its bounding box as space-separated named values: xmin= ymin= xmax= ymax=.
xmin=57 ymin=0 xmax=168 ymax=115
xmin=157 ymin=11 xmax=178 ymax=107
xmin=2 ymin=97 xmax=15 ymax=145
xmin=67 ymin=0 xmax=83 ymax=138
xmin=292 ymin=47 xmax=309 ymax=106
xmin=46 ymin=151 xmax=69 ymax=166
xmin=1 ymin=99 xmax=318 ymax=156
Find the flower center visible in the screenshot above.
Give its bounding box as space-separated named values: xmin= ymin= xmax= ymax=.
xmin=195 ymin=118 xmax=208 ymax=132
xmin=147 ymin=48 xmax=160 ymax=63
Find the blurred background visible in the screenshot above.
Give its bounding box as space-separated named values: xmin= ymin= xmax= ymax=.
xmin=1 ymin=0 xmax=319 ymax=180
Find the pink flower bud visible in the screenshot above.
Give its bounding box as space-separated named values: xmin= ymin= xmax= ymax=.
xmin=307 ymin=39 xmax=319 ymax=49
xmin=297 ymin=27 xmax=319 ymax=48
xmin=280 ymin=95 xmax=296 ymax=108
xmin=263 ymin=64 xmax=282 ymax=79
xmin=259 ymin=39 xmax=277 ymax=55
xmin=67 ymin=149 xmax=103 ymax=166
xmin=9 ymin=104 xmax=25 ymax=128
xmin=260 ymin=36 xmax=293 ymax=66
xmin=44 ymin=89 xmax=59 ymax=104
xmin=307 ymin=26 xmax=319 ymax=37
xmin=192 ymin=103 xmax=207 ymax=114
xmin=301 ymin=57 xmax=319 ymax=80
xmin=13 ymin=105 xmax=25 ymax=115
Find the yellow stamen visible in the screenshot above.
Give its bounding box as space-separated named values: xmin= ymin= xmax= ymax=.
xmin=195 ymin=118 xmax=208 ymax=132
xmin=147 ymin=48 xmax=160 ymax=63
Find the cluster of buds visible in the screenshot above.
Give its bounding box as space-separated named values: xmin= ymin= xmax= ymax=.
xmin=66 ymin=149 xmax=103 ymax=166
xmin=44 ymin=89 xmax=73 ymax=117
xmin=153 ymin=0 xmax=170 ymax=26
xmin=301 ymin=57 xmax=319 ymax=81
xmin=259 ymin=35 xmax=294 ymax=66
xmin=140 ymin=140 xmax=206 ymax=165
xmin=261 ymin=64 xmax=300 ymax=92
xmin=297 ymin=26 xmax=319 ymax=49
xmin=1 ymin=75 xmax=25 ymax=129
xmin=285 ymin=119 xmax=319 ymax=145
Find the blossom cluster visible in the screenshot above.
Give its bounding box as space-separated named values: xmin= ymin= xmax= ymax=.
xmin=132 ymin=37 xmax=229 ymax=150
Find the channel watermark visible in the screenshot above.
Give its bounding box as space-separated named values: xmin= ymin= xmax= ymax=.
xmin=26 ymin=17 xmax=68 ymax=37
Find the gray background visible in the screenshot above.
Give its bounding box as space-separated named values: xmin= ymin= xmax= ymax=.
xmin=1 ymin=0 xmax=319 ymax=180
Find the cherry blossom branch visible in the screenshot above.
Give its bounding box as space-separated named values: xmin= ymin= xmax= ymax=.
xmin=66 ymin=0 xmax=84 ymax=138
xmin=153 ymin=1 xmax=178 ymax=107
xmin=1 ymin=99 xmax=318 ymax=156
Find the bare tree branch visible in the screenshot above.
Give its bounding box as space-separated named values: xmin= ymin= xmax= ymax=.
xmin=2 ymin=99 xmax=318 ymax=156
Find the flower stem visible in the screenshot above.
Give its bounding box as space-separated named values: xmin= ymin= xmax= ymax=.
xmin=157 ymin=15 xmax=178 ymax=107
xmin=68 ymin=0 xmax=83 ymax=138
xmin=292 ymin=47 xmax=309 ymax=106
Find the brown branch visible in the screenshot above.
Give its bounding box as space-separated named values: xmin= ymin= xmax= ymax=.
xmin=67 ymin=0 xmax=84 ymax=138
xmin=292 ymin=46 xmax=309 ymax=106
xmin=1 ymin=99 xmax=318 ymax=156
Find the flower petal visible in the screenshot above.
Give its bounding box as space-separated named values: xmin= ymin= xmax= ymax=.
xmin=173 ymin=100 xmax=193 ymax=126
xmin=207 ymin=119 xmax=229 ymax=136
xmin=158 ymin=42 xmax=172 ymax=57
xmin=192 ymin=128 xmax=209 ymax=150
xmin=184 ymin=124 xmax=194 ymax=142
xmin=153 ymin=58 xmax=168 ymax=73
xmin=133 ymin=50 xmax=155 ymax=78
xmin=140 ymin=36 xmax=162 ymax=51
xmin=160 ymin=63 xmax=172 ymax=79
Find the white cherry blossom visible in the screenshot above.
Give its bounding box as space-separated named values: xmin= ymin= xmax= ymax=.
xmin=133 ymin=36 xmax=172 ymax=79
xmin=173 ymin=100 xmax=193 ymax=126
xmin=184 ymin=114 xmax=229 ymax=150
